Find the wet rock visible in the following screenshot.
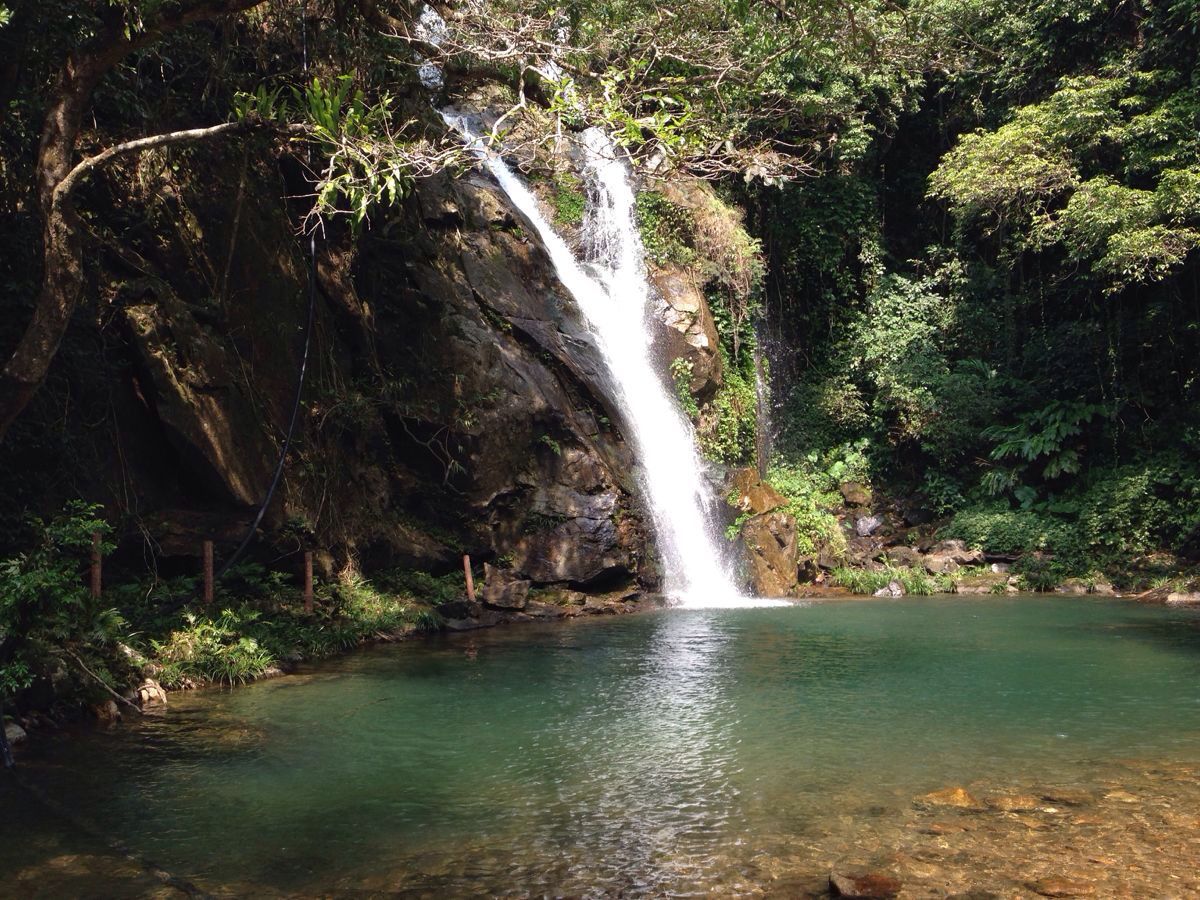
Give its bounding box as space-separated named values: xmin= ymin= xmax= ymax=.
xmin=522 ymin=600 xmax=568 ymax=619
xmin=1102 ymin=790 xmax=1138 ymax=804
xmin=829 ymin=870 xmax=901 ymax=898
xmin=1166 ymin=591 xmax=1200 ymax=606
xmin=916 ymin=786 xmax=980 ymax=809
xmin=740 ymin=511 xmax=799 ymax=597
xmin=984 ymin=793 xmax=1042 ymax=812
xmin=840 ymin=482 xmax=872 ymax=507
xmin=583 ymin=598 xmax=617 ymax=615
xmin=136 ymin=679 xmax=168 ymax=708
xmin=924 ymin=539 xmax=984 ymax=574
xmin=880 ymin=545 xmax=922 ymax=568
xmin=1056 ymin=579 xmax=1116 ymax=596
xmin=92 ymin=700 xmax=121 ymax=725
xmin=1027 ymin=877 xmax=1096 ymax=897
xmin=438 ymin=599 xmax=476 ymax=619
xmin=727 ymin=468 xmax=788 ymax=516
xmin=855 ymin=515 xmax=883 ymax=537
xmin=4 ymin=721 xmax=26 ymax=744
xmin=649 ymin=266 xmax=723 ymax=401
xmin=874 ymin=580 xmax=904 ymax=598
xmin=1041 ymin=788 xmax=1092 ymax=807
xmin=955 ymin=572 xmax=1009 ymax=594
xmin=480 ymin=564 xmax=530 ymax=610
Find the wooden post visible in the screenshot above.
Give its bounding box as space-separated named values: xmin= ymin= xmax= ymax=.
xmin=303 ymin=550 xmax=314 ymax=613
xmin=463 ymin=554 xmax=475 ymax=602
xmin=90 ymin=531 xmax=102 ymax=600
xmin=202 ymin=540 xmax=214 ymax=604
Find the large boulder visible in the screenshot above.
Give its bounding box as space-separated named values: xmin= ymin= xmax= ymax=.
xmin=4 ymin=721 xmax=27 ymax=745
xmin=740 ymin=511 xmax=800 ymax=597
xmin=648 ymin=266 xmax=723 ymax=401
xmin=924 ymin=539 xmax=984 ymax=574
xmin=480 ymin=563 xmax=530 ymax=609
xmin=726 ymin=468 xmax=788 ymax=516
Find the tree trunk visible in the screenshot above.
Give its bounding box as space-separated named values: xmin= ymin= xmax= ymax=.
xmin=0 ymin=0 xmax=270 ymax=443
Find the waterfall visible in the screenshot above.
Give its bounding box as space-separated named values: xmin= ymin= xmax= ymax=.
xmin=444 ymin=115 xmax=785 ymax=607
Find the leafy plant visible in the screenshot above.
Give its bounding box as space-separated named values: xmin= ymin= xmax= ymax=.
xmin=981 ymin=401 xmax=1105 ymax=503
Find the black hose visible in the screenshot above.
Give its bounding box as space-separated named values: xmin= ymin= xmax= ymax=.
xmin=214 ymin=231 xmax=316 ymax=580
xmin=215 ymin=0 xmax=316 ymax=581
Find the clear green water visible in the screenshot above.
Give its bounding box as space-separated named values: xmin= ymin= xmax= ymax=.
xmin=5 ymin=596 xmax=1200 ymax=896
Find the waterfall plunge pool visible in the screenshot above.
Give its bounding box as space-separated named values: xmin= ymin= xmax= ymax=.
xmin=5 ymin=595 xmax=1200 ymax=897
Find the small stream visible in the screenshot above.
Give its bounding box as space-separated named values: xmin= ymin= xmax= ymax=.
xmin=4 ymin=596 xmax=1200 ymax=897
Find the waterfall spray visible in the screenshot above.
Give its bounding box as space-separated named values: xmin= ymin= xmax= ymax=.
xmin=444 ymin=114 xmax=786 ymax=607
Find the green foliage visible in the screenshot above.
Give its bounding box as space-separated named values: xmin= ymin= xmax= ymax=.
xmin=0 ymin=502 xmax=125 ymax=702
xmin=768 ymin=442 xmax=869 ymax=558
xmin=698 ymin=349 xmax=756 ymax=466
xmin=981 ymin=401 xmax=1105 ymax=502
xmin=635 ymin=191 xmax=695 ymax=267
xmin=549 ymin=172 xmax=585 ymax=226
xmin=832 ymin=565 xmax=954 ymax=596
xmin=670 ymin=357 xmax=700 ymax=419
xmin=946 ymin=453 xmax=1200 ymax=577
xmin=152 ymin=609 xmax=275 ymax=688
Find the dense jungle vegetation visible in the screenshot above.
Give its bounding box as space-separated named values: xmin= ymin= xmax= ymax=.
xmin=1 ymin=0 xmax=1198 ymax=714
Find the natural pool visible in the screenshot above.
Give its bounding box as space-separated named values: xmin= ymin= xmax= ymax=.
xmin=5 ymin=595 xmax=1200 ymax=897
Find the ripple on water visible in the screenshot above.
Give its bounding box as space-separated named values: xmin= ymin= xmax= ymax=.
xmin=4 ymin=596 xmax=1200 ymax=895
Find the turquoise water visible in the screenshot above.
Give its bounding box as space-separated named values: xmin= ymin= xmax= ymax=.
xmin=5 ymin=595 xmax=1200 ymax=895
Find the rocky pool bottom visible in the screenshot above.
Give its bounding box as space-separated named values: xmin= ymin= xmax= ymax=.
xmin=4 ymin=595 xmax=1200 ymax=898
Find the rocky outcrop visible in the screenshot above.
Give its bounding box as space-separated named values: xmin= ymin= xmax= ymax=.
xmin=923 ymin=539 xmax=985 ymax=574
xmin=17 ymin=137 xmax=682 ymax=593
xmin=727 ymin=467 xmax=787 ymax=516
xmin=649 ymin=266 xmax=723 ymax=400
xmin=741 ymin=511 xmax=800 ymax=597
xmin=480 ymin=564 xmax=530 ymax=609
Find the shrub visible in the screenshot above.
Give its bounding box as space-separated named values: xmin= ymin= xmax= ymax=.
xmin=832 ymin=565 xmax=955 ymax=595
xmin=0 ymin=501 xmax=130 ymax=703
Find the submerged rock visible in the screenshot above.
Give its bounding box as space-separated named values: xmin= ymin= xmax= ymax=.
xmin=92 ymin=700 xmax=121 ymax=725
xmin=916 ymin=786 xmax=980 ymax=809
xmin=1027 ymin=877 xmax=1096 ymax=897
xmin=1166 ymin=591 xmax=1200 ymax=605
xmin=829 ymin=870 xmax=901 ymax=898
xmin=136 ymin=679 xmax=168 ymax=708
xmin=984 ymin=793 xmax=1042 ymax=812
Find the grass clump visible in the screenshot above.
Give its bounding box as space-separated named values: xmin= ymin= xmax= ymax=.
xmin=832 ymin=565 xmax=955 ymax=595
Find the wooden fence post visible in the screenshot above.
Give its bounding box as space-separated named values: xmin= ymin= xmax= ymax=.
xmin=90 ymin=531 xmax=102 ymax=600
xmin=202 ymin=540 xmax=214 ymax=604
xmin=303 ymin=550 xmax=314 ymax=613
xmin=463 ymin=554 xmax=476 ymax=602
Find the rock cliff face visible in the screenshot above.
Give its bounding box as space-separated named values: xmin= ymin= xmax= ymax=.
xmin=0 ymin=138 xmax=736 ymax=595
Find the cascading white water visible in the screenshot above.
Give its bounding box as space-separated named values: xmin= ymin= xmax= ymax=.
xmin=444 ymin=114 xmax=786 ymax=607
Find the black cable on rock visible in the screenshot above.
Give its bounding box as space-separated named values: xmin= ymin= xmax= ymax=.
xmin=214 ymin=235 xmax=316 ymax=581
xmin=216 ymin=0 xmax=317 ymax=580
